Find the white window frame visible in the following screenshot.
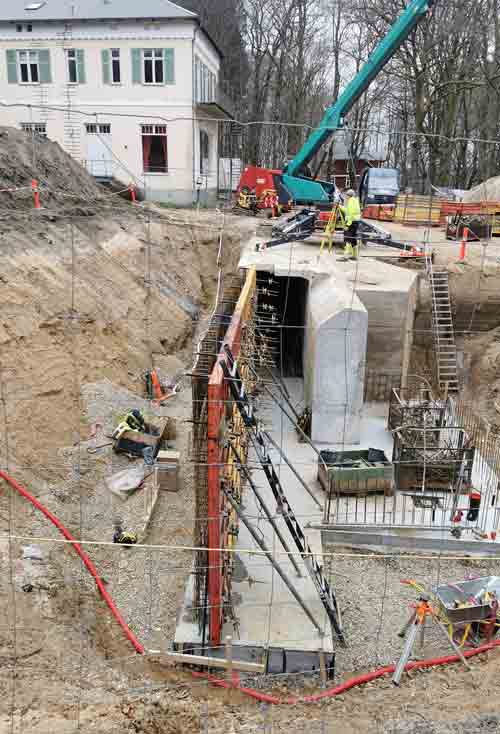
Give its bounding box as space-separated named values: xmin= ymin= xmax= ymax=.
xmin=142 ymin=48 xmax=164 ymax=85
xmin=141 ymin=124 xmax=168 ymax=174
xmin=18 ymin=49 xmax=39 ymax=84
xmin=85 ymin=123 xmax=111 ymax=134
xmin=21 ymin=122 xmax=47 ymax=137
xmin=67 ymin=48 xmax=78 ymax=84
xmin=111 ymin=48 xmax=121 ymax=84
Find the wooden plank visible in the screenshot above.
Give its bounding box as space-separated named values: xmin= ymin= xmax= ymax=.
xmin=156 ymin=650 xmax=265 ymax=673
xmin=319 ymin=650 xmax=327 ymax=686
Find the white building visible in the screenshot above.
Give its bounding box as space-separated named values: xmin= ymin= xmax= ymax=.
xmin=0 ymin=0 xmax=232 ymax=204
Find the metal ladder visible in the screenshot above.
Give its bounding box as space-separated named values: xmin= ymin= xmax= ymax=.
xmin=428 ymin=267 xmax=459 ymax=393
xmin=57 ymin=26 xmax=82 ymax=162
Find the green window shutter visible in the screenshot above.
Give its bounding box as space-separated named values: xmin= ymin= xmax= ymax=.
xmin=163 ymin=48 xmax=174 ymax=84
xmin=101 ymin=49 xmax=111 ymax=84
xmin=6 ymin=49 xmax=18 ymax=83
xmin=76 ymin=49 xmax=86 ymax=83
xmin=38 ymin=49 xmax=52 ymax=83
xmin=131 ymin=48 xmax=141 ymax=84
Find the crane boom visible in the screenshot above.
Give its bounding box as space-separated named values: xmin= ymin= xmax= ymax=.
xmin=281 ymin=0 xmax=433 ymax=203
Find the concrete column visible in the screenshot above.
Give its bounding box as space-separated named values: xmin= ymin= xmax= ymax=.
xmin=305 ymin=276 xmax=368 ymax=444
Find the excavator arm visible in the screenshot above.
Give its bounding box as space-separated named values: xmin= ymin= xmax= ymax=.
xmin=281 ymin=0 xmax=434 ymax=204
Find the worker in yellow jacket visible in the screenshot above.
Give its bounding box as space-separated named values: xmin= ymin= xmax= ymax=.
xmin=340 ymin=189 xmax=361 ymax=260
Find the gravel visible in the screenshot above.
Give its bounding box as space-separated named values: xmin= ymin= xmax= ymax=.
xmin=324 ymin=547 xmax=499 ymax=677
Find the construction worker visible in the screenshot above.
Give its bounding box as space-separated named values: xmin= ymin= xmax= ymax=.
xmin=340 ymin=188 xmax=361 ymax=260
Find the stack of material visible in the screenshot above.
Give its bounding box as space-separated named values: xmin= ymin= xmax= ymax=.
xmin=394 ymin=193 xmax=442 ymax=226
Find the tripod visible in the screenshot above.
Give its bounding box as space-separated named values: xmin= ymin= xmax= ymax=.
xmin=392 ymin=593 xmax=470 ymax=686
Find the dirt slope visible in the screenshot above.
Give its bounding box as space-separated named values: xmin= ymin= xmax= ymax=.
xmin=0 ymin=127 xmax=250 ymax=730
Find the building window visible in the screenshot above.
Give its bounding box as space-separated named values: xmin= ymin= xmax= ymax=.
xmin=85 ymin=123 xmax=111 ymax=134
xmin=67 ymin=49 xmax=77 ymax=83
xmin=132 ymin=48 xmax=174 ymax=85
xmin=27 ymin=24 xmax=33 ymax=32
xmin=16 ymin=24 xmax=22 ymax=32
xmin=8 ymin=49 xmax=51 ymax=84
xmin=66 ymin=48 xmax=85 ymax=83
xmin=194 ymin=55 xmax=217 ymax=103
xmin=111 ymin=48 xmax=121 ymax=83
xmin=200 ymin=130 xmax=209 ymax=174
xmin=21 ymin=122 xmax=47 ymax=137
xmin=18 ymin=50 xmax=39 ymax=83
xmin=141 ymin=124 xmax=168 ymax=173
xmin=143 ymin=49 xmax=163 ymax=84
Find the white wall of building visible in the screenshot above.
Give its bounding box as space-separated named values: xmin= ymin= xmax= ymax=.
xmin=0 ymin=18 xmax=222 ymax=204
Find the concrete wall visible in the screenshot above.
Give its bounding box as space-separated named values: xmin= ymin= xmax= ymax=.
xmin=305 ymin=276 xmax=368 ymax=444
xmin=356 ymin=274 xmax=418 ymax=386
xmin=0 ymin=18 xmax=221 ymax=204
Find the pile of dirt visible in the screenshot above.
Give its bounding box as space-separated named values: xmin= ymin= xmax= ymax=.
xmin=0 ymin=126 xmax=106 ymax=211
xmin=461 ymin=325 xmax=500 ymax=425
xmin=463 ymin=175 xmax=500 ymax=202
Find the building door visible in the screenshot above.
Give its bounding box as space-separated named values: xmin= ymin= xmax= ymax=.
xmin=85 ymin=123 xmax=113 ymax=178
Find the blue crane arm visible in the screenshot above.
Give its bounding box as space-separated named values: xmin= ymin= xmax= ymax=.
xmin=285 ymin=0 xmax=433 ymax=178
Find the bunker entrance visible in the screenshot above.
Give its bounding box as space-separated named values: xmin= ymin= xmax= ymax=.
xmin=275 ymin=275 xmax=308 ymax=378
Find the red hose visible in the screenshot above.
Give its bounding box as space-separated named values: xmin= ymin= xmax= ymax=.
xmin=0 ymin=470 xmax=144 ymax=655
xmin=193 ymin=629 xmax=500 ymax=705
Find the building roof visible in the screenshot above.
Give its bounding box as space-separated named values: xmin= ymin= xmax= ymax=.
xmin=1 ymin=0 xmax=197 ymax=22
